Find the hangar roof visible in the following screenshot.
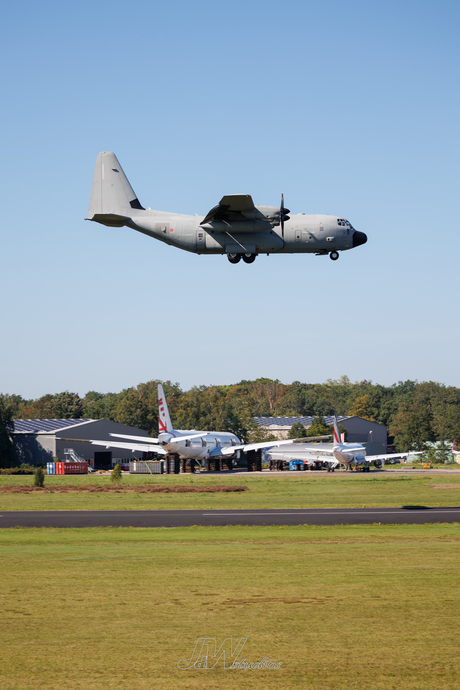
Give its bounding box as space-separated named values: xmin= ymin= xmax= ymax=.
xmin=14 ymin=419 xmax=92 ymax=434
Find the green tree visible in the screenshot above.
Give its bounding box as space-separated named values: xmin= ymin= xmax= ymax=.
xmin=347 ymin=394 xmax=376 ymax=421
xmin=114 ymin=381 xmax=162 ymax=434
xmin=288 ymin=422 xmax=307 ymax=439
xmin=34 ymin=466 xmax=45 ymax=487
xmin=273 ymin=381 xmax=305 ymax=416
xmin=84 ymin=391 xmax=118 ymax=420
xmin=2 ymin=394 xmax=28 ymax=418
xmin=19 ymin=394 xmax=55 ymax=419
xmin=52 ymin=391 xmax=85 ymax=418
xmin=111 ymin=463 xmax=122 ymax=486
xmin=307 ymin=416 xmax=331 ymax=437
xmin=0 ymin=395 xmax=14 ymax=468
xmin=389 ymin=383 xmax=437 ymax=451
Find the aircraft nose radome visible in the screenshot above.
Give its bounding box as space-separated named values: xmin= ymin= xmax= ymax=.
xmin=352 ymin=230 xmax=367 ymax=248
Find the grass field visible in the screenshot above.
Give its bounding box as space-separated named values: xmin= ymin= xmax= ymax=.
xmin=1 ymin=523 xmax=459 ymax=690
xmin=1 ymin=472 xmax=460 ymax=510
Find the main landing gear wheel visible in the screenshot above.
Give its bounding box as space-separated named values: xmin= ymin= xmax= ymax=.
xmin=242 ymin=253 xmax=257 ymax=264
xmin=330 ymin=251 xmax=339 ymax=261
xmin=227 ymin=254 xmax=241 ymax=264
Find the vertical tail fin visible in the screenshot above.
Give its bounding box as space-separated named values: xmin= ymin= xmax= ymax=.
xmin=87 ymin=151 xmax=144 ymax=222
xmin=333 ymin=415 xmax=341 ymax=445
xmin=158 ymin=384 xmax=173 ymax=433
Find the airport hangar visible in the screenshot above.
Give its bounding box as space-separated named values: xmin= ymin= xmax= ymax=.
xmin=12 ymin=419 xmax=148 ymax=469
xmin=253 ymin=416 xmax=387 ymax=454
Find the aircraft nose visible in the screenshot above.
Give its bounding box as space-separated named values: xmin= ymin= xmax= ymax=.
xmin=352 ymin=230 xmax=367 ymax=248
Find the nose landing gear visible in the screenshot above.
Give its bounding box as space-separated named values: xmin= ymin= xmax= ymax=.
xmin=330 ymin=251 xmax=339 ymax=261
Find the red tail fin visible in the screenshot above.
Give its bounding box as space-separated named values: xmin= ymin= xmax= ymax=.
xmin=333 ymin=416 xmax=341 ymax=444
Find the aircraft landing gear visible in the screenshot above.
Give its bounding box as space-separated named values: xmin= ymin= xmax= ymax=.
xmin=242 ymin=253 xmax=257 ymax=264
xmin=227 ymin=253 xmax=241 ymax=264
xmin=330 ymin=251 xmax=339 ymax=261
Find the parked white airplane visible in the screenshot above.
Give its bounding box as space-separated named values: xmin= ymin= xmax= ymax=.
xmin=90 ymin=384 xmax=304 ymax=464
xmin=87 ymin=152 xmax=367 ymax=265
xmin=253 ymin=417 xmax=423 ymax=471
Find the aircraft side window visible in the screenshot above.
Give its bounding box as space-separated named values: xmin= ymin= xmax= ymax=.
xmin=202 ymin=439 xmax=207 ymax=447
xmin=185 ymin=439 xmax=191 ymax=447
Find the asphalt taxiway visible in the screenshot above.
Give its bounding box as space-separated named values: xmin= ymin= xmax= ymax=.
xmin=0 ymin=506 xmax=459 ymax=528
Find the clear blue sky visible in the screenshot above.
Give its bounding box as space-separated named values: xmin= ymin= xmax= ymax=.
xmin=2 ymin=0 xmax=459 ymax=399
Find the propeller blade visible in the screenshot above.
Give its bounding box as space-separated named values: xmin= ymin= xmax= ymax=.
xmin=280 ymin=193 xmax=288 ymax=239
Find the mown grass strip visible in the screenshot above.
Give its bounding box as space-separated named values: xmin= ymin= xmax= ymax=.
xmin=1 ymin=472 xmax=460 ymax=510
xmin=0 ymin=524 xmax=459 ymax=689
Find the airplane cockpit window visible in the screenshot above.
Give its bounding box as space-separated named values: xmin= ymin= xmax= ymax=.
xmin=337 ymin=218 xmax=355 ymax=230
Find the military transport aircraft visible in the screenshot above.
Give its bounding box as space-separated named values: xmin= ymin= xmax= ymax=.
xmin=87 ymin=152 xmax=367 ymax=265
xmin=89 ymin=384 xmax=304 ymax=465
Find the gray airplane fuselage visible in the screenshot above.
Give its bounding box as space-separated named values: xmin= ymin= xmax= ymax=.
xmin=118 ymin=210 xmax=365 ymax=257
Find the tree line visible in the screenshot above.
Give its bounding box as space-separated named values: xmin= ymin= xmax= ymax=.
xmin=1 ymin=376 xmax=460 ymax=463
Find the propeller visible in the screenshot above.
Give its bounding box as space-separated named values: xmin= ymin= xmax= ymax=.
xmin=280 ymin=193 xmax=290 ymax=239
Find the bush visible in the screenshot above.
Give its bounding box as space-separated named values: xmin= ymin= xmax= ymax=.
xmin=0 ymin=464 xmax=36 ymax=475
xmin=34 ymin=466 xmax=45 ymax=487
xmin=111 ymin=463 xmax=122 ymax=485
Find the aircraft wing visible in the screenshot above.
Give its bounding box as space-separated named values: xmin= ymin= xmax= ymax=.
xmin=168 ymin=433 xmax=209 ymax=444
xmin=90 ymin=439 xmax=167 ymax=455
xmin=110 ymin=433 xmax=160 ymax=443
xmin=201 ymin=194 xmax=261 ymax=225
xmin=366 ymin=451 xmax=425 ymax=461
xmin=219 ymin=438 xmax=323 ymax=456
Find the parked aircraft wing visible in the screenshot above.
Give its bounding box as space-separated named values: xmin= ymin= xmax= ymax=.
xmin=201 ymin=194 xmax=262 ymax=225
xmin=168 ymin=433 xmax=209 ymax=444
xmin=110 ymin=433 xmax=160 ymax=443
xmin=110 ymin=432 xmax=208 ymax=444
xmin=90 ymin=439 xmax=167 ymax=454
xmin=220 ymin=438 xmax=311 ymax=456
xmin=366 ymin=451 xmax=425 ymax=461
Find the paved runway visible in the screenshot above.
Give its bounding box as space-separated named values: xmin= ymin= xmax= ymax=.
xmin=0 ymin=506 xmax=459 ymax=528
